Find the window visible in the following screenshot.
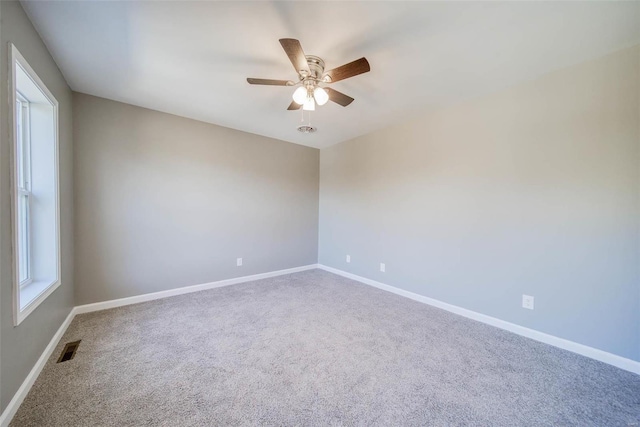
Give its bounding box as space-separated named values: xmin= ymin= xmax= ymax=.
xmin=11 ymin=44 xmax=61 ymax=325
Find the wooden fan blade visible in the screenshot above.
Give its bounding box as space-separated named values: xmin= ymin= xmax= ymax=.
xmin=279 ymin=38 xmax=310 ymax=75
xmin=326 ymin=88 xmax=354 ymax=107
xmin=287 ymin=100 xmax=302 ymax=110
xmin=247 ymin=78 xmax=294 ymax=86
xmin=323 ymin=57 xmax=370 ymax=83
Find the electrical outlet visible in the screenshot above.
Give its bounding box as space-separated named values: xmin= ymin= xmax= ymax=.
xmin=380 ymin=263 xmax=386 ymax=273
xmin=346 ymin=255 xmax=351 ymax=263
xmin=237 ymin=258 xmax=242 ymax=267
xmin=522 ymin=295 xmax=534 ymax=310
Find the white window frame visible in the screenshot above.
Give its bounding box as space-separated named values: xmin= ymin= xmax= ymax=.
xmin=16 ymin=90 xmax=34 ymax=289
xmin=10 ymin=44 xmax=61 ymax=326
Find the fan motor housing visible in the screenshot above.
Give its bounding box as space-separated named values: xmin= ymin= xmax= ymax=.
xmin=304 ymin=55 xmax=325 ymax=79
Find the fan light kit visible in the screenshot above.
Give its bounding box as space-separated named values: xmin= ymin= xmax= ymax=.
xmin=292 ymin=86 xmax=328 ymax=110
xmin=247 ymin=38 xmax=371 ymax=131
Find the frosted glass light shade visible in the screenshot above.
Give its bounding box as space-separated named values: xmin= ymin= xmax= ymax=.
xmin=303 ymin=97 xmax=315 ymax=111
xmin=292 ymin=87 xmax=308 ymax=105
xmin=314 ymin=87 xmax=329 ymax=106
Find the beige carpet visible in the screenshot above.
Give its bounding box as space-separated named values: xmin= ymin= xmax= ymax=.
xmin=11 ymin=269 xmax=640 ymax=426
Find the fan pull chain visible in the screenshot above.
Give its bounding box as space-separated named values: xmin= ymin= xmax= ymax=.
xmin=298 ymin=108 xmax=313 ymax=129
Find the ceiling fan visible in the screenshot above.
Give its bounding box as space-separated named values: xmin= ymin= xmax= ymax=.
xmin=247 ymin=38 xmax=370 ymax=111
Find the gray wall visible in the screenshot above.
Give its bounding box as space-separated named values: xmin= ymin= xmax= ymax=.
xmin=319 ymin=46 xmax=640 ymax=361
xmin=73 ymin=93 xmax=319 ymax=305
xmin=0 ymin=0 xmax=74 ymax=412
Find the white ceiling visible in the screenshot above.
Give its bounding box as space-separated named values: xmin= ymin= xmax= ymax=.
xmin=22 ymin=1 xmax=640 ymax=149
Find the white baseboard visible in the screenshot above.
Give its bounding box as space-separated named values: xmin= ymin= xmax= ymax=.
xmin=0 ymin=309 xmax=75 ymax=427
xmin=0 ymin=264 xmax=318 ymax=426
xmin=75 ymin=264 xmax=319 ymax=314
xmin=317 ymin=264 xmax=640 ymax=376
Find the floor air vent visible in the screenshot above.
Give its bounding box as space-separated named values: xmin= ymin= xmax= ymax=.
xmin=57 ymin=340 xmax=81 ymax=363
